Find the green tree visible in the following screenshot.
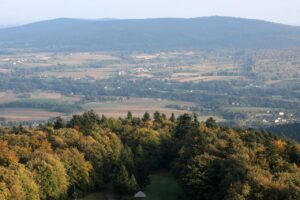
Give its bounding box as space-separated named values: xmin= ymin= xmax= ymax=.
xmin=134 ymin=144 xmax=150 ymax=187
xmin=53 ymin=117 xmax=66 ymax=129
xmin=153 ymin=111 xmax=162 ymax=123
xmin=205 ymin=117 xmax=217 ymax=129
xmin=68 ymin=110 xmax=101 ymax=136
xmin=0 ymin=164 xmax=40 ymax=200
xmin=127 ymin=111 xmax=133 ymax=120
xmin=113 ymin=165 xmax=138 ymax=195
xmin=169 ymin=113 xmax=176 ymax=122
xmin=57 ymin=148 xmax=92 ymax=192
xmin=27 ymin=152 xmax=69 ymax=199
xmin=0 ymin=182 xmax=10 ymax=200
xmin=142 ymin=112 xmax=151 ymax=122
xmin=175 ymin=114 xmax=193 ymax=139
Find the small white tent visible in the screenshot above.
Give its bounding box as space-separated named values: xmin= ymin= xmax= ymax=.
xmin=134 ymin=191 xmax=146 ymax=198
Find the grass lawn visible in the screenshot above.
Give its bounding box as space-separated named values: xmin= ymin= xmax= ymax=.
xmin=143 ymin=173 xmax=184 ymax=200
xmin=122 ymin=173 xmax=184 ymax=200
xmin=79 ymin=192 xmax=106 ymax=200
xmin=80 ymin=173 xmax=183 ymax=200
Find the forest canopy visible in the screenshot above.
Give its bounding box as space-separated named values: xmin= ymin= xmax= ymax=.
xmin=0 ymin=111 xmax=300 ymax=199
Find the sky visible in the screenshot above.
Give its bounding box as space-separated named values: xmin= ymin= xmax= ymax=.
xmin=0 ymin=0 xmax=300 ymax=26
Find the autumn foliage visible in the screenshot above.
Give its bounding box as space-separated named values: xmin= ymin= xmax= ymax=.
xmin=0 ymin=111 xmax=300 ymax=199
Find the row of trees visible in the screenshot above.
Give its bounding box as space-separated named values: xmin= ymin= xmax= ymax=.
xmin=1 ymin=111 xmax=300 ymax=199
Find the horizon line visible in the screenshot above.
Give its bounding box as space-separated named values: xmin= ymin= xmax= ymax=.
xmin=1 ymin=15 xmax=300 ymax=28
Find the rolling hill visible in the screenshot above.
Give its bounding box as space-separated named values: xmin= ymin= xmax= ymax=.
xmin=0 ymin=16 xmax=300 ymax=51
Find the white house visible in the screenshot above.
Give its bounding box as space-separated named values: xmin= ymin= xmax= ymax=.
xmin=279 ymin=112 xmax=285 ymax=116
xmin=134 ymin=191 xmax=146 ymax=198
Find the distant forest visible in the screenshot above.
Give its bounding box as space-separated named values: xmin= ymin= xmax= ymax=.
xmin=1 ymin=111 xmax=300 ymax=199
xmin=1 ymin=17 xmax=300 ymax=51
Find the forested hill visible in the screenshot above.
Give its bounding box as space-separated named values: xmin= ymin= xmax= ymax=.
xmin=1 ymin=111 xmax=300 ymax=199
xmin=1 ymin=16 xmax=300 ymax=51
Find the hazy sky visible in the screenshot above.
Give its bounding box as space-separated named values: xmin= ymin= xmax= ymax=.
xmin=1 ymin=0 xmax=300 ymax=26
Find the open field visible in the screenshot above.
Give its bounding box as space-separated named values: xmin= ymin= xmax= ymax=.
xmin=0 ymin=91 xmax=18 ymax=103
xmin=0 ymin=91 xmax=78 ymax=122
xmin=40 ymin=68 xmax=115 ymax=80
xmin=0 ymin=108 xmax=64 ymax=122
xmin=0 ymin=68 xmax=12 ymax=73
xmin=0 ymin=52 xmax=120 ymax=68
xmin=170 ymin=75 xmax=245 ymax=82
xmin=0 ymin=91 xmax=80 ymax=104
xmin=132 ymin=54 xmax=247 ymax=82
xmin=0 ymin=49 xmax=299 ymax=126
xmin=0 ymin=50 xmax=248 ymax=82
xmin=82 ymin=98 xmax=194 ymax=117
xmin=1 ymin=49 xmax=300 ymax=83
xmin=29 ymin=91 xmax=65 ymax=100
xmin=27 ymin=91 xmax=81 ymax=102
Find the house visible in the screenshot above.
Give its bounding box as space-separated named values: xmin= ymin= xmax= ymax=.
xmin=118 ymin=71 xmax=126 ymax=76
xmin=279 ymin=112 xmax=285 ymax=116
xmin=134 ymin=191 xmax=146 ymax=198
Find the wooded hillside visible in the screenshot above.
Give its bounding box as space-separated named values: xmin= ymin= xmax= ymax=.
xmin=0 ymin=111 xmax=300 ymax=199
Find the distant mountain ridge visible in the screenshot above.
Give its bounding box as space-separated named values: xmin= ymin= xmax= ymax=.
xmin=0 ymin=16 xmax=300 ymax=51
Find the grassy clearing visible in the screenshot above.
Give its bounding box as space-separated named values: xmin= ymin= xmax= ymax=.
xmin=11 ymin=91 xmax=81 ymax=105
xmin=81 ymin=173 xmax=183 ymax=200
xmin=82 ymin=98 xmax=194 ymax=117
xmin=143 ymin=173 xmax=183 ymax=200
xmin=41 ymin=68 xmax=114 ymax=80
xmin=0 ymin=108 xmax=64 ymax=122
xmin=0 ymin=91 xmax=80 ymax=104
xmin=122 ymin=173 xmax=183 ymax=200
xmin=0 ymin=68 xmax=12 ymax=73
xmin=0 ymin=91 xmax=17 ymax=103
xmin=0 ymin=52 xmax=119 ymax=69
xmin=29 ymin=91 xmax=64 ymax=100
xmin=28 ymin=91 xmax=80 ymax=103
xmin=79 ymin=192 xmax=106 ymax=200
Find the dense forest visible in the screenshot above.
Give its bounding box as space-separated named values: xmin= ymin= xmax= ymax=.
xmin=1 ymin=111 xmax=300 ymax=199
